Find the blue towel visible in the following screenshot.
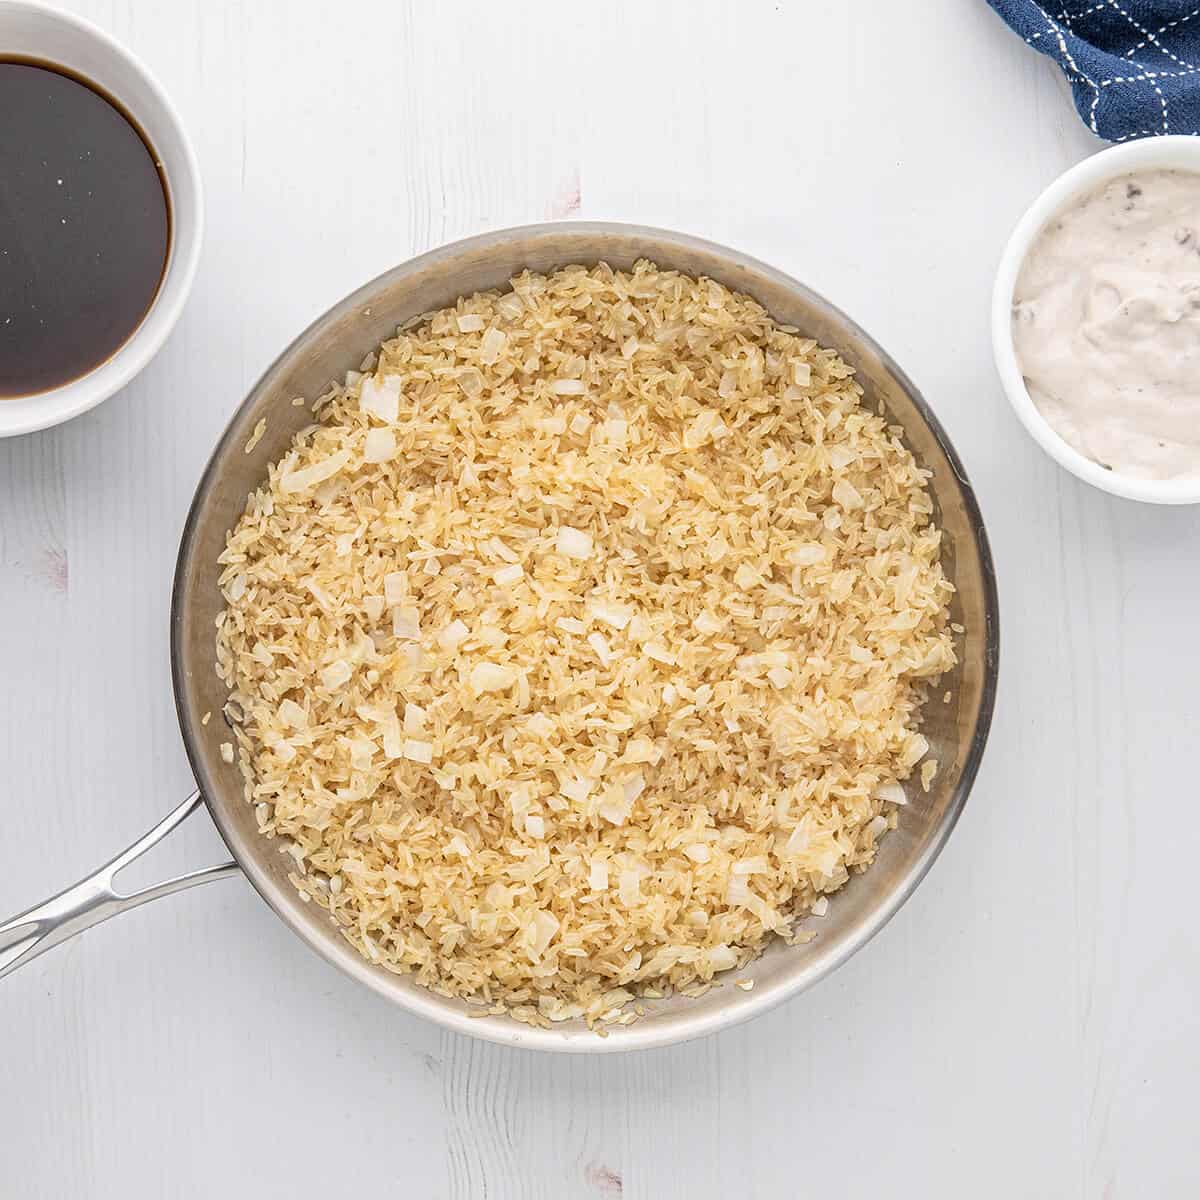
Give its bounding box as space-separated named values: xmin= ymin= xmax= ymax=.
xmin=988 ymin=1 xmax=1200 ymax=140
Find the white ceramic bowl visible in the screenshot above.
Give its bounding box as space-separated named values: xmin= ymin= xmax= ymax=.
xmin=0 ymin=1 xmax=203 ymax=438
xmin=992 ymin=135 xmax=1200 ymax=505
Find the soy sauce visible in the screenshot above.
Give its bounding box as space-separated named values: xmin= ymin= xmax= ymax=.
xmin=0 ymin=59 xmax=170 ymax=397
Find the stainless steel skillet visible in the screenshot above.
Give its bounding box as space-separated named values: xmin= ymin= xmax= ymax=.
xmin=0 ymin=223 xmax=999 ymax=1052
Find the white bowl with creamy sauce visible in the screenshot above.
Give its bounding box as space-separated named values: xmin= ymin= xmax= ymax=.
xmin=993 ymin=136 xmax=1200 ymax=504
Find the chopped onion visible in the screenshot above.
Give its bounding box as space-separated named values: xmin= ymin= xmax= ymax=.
xmin=528 ymin=910 xmax=559 ymax=958
xmin=552 ymin=378 xmax=586 ymax=395
xmin=684 ymin=843 xmax=711 ymax=864
xmin=438 ymin=619 xmax=469 ymax=649
xmin=832 ymin=479 xmax=863 ymax=510
xmin=280 ymin=449 xmax=350 ymax=495
xmin=874 ymin=780 xmax=907 ymax=806
xmin=829 ymin=444 xmax=856 ymax=470
xmin=734 ymin=563 xmax=761 ymax=590
xmin=383 ymin=572 xmax=407 ymax=606
xmin=479 ymin=327 xmax=507 ymax=364
xmin=320 ymin=660 xmax=352 ymax=690
xmin=788 ymin=543 xmax=827 ymax=566
xmin=587 ymin=631 xmax=613 ymax=666
xmin=381 ymin=718 xmax=403 ymax=760
xmin=470 ymin=662 xmax=517 ymax=693
xmin=589 ymin=858 xmax=609 ymax=891
xmin=524 ymin=814 xmax=545 ymax=839
xmin=569 ymin=412 xmax=593 ymax=434
xmin=707 ymin=944 xmax=738 ymax=971
xmin=348 ymin=738 xmax=374 ymax=771
xmin=359 ymin=375 xmax=401 ymax=423
xmin=403 ymin=738 xmax=433 ymax=764
xmin=493 ymin=563 xmax=524 ymax=586
xmin=456 ymin=313 xmax=484 ymax=332
xmin=279 ymin=699 xmax=307 ymax=729
xmin=643 ymin=642 xmax=675 ymax=666
xmin=403 ymin=702 xmax=427 ymax=734
xmin=363 ymin=428 xmax=396 ymax=464
xmin=618 ymin=869 xmax=642 ymax=906
xmin=812 ymin=896 xmax=829 ymax=917
xmin=588 ymin=602 xmax=631 ymax=631
xmin=597 ymin=785 xmax=632 ymax=826
xmin=392 ymin=605 xmax=420 ymax=641
xmin=560 ymin=774 xmax=593 ymax=804
xmin=556 ymin=526 xmax=593 ymax=559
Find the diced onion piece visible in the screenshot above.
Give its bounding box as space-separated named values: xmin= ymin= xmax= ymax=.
xmin=219 ymin=742 xmax=234 ymax=764
xmin=528 ymin=910 xmax=559 ymax=958
xmin=556 ymin=617 xmax=587 ymax=635
xmin=812 ymin=896 xmax=829 ymax=917
xmin=569 ymin=412 xmax=593 ymax=434
xmin=832 ymin=479 xmax=863 ymax=510
xmin=363 ymin=428 xmax=396 ymax=464
xmin=734 ymin=563 xmax=761 ymax=590
xmin=470 ymin=662 xmax=517 ymax=693
xmin=707 ymin=944 xmax=738 ymax=971
xmin=552 ymin=378 xmax=586 ymax=395
xmin=618 ymin=870 xmax=642 ymax=906
xmin=589 ymin=858 xmax=609 ymax=891
xmin=381 ymin=718 xmax=403 ymax=760
xmin=383 ymin=572 xmax=407 ymax=606
xmin=493 ymin=563 xmax=524 ymax=586
xmin=874 ymin=780 xmax=907 ymax=807
xmin=524 ymin=814 xmax=545 ymax=839
xmin=767 ymin=666 xmax=792 ymax=689
xmin=320 ymin=660 xmax=352 ymax=690
xmin=279 ymin=699 xmax=308 ymax=729
xmin=438 ymin=619 xmax=469 ymax=649
xmin=597 ymin=785 xmax=632 ymax=826
xmin=684 ymin=843 xmax=711 ymax=864
xmin=524 ymin=713 xmax=555 ymax=738
xmin=479 ymin=327 xmax=507 ymax=365
xmin=392 ymin=605 xmax=421 ymax=641
xmin=587 ymin=632 xmax=613 ymax=666
xmin=359 ymin=375 xmax=401 ymax=422
xmin=623 ymin=773 xmax=646 ymax=804
xmin=788 ymin=543 xmax=827 ymax=566
xmin=684 ymin=410 xmax=720 ymax=449
xmin=792 ymin=361 xmax=812 ymax=386
xmin=280 ymin=449 xmax=351 ymax=495
xmin=404 ymin=702 xmax=427 ymax=734
xmin=556 ymin=526 xmax=593 ymax=559
xmin=402 ymin=738 xmax=433 ymax=764
xmin=694 ymin=610 xmax=724 ymax=635
xmin=588 ymin=603 xmax=631 ymax=631
xmin=456 ymin=313 xmax=484 ymax=332
xmin=829 ymin=444 xmax=856 ymax=470
xmin=348 ymin=738 xmax=374 ymax=771
xmin=363 ymin=594 xmax=386 ymax=622
xmin=644 ymin=642 xmax=675 ymax=666
xmin=561 ymin=775 xmax=593 ymax=804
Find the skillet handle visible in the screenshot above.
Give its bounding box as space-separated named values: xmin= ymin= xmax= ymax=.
xmin=0 ymin=790 xmax=239 ymax=980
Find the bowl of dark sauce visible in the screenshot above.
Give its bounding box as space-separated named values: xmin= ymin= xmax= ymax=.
xmin=0 ymin=2 xmax=202 ymax=436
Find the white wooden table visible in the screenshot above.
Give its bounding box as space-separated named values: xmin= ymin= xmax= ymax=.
xmin=3 ymin=2 xmax=1195 ymax=1196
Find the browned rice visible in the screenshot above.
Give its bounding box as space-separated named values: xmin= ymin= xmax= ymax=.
xmin=215 ymin=261 xmax=955 ymax=1027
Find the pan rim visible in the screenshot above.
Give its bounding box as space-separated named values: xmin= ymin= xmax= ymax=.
xmin=170 ymin=220 xmax=999 ymax=1053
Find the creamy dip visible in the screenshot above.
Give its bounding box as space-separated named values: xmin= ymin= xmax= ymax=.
xmin=1012 ymin=168 xmax=1200 ymax=481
